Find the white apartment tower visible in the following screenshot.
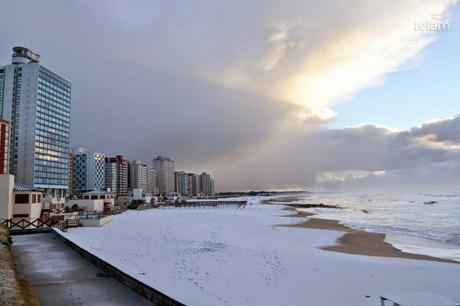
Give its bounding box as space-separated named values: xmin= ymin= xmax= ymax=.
xmin=0 ymin=47 xmax=71 ymax=198
xmin=130 ymin=160 xmax=157 ymax=194
xmin=130 ymin=160 xmax=147 ymax=191
xmin=200 ymin=172 xmax=215 ymax=196
xmin=147 ymin=168 xmax=156 ymax=195
xmin=153 ymin=156 xmax=175 ymax=194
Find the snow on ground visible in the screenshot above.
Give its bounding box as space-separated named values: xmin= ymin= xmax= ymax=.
xmin=59 ymin=204 xmax=460 ymax=306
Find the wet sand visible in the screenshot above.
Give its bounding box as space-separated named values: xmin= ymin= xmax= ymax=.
xmin=281 ymin=206 xmax=315 ymax=218
xmin=280 ymin=208 xmax=458 ymax=264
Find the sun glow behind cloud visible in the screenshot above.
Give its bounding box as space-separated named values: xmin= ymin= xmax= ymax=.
xmin=89 ymin=0 xmax=460 ymax=192
xmin=2 ymin=0 xmax=458 ymax=191
xmin=213 ymin=0 xmax=456 ymax=124
xmin=316 ymin=170 xmax=386 ymax=183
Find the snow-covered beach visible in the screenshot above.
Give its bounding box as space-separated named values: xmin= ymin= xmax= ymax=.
xmin=59 ymin=202 xmax=460 ymax=306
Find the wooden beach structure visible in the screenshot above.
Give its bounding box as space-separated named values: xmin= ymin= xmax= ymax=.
xmin=158 ymin=200 xmax=247 ymax=209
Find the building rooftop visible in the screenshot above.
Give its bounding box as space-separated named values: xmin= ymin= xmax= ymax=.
xmin=83 ymin=190 xmax=115 ymax=196
xmin=154 ymin=156 xmax=174 ymax=162
xmin=14 ymin=182 xmax=42 ymax=192
xmin=12 ymin=46 xmax=40 ymax=64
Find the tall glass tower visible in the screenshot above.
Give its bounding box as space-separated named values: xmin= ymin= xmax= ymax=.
xmin=0 ymin=47 xmax=71 ymax=198
xmin=72 ymin=147 xmax=105 ymax=195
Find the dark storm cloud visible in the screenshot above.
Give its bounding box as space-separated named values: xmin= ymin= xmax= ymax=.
xmin=206 ymin=117 xmax=460 ymax=191
xmin=0 ymin=0 xmax=458 ymax=191
xmin=0 ymin=0 xmax=294 ymax=167
xmin=408 ymin=115 xmax=460 ymax=144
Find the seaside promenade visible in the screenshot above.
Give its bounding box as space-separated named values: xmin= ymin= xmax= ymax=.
xmin=12 ymin=233 xmax=153 ymax=306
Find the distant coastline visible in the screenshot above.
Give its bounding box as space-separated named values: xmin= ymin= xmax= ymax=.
xmin=215 ymin=190 xmax=310 ymax=198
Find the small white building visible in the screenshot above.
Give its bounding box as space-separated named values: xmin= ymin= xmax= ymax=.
xmin=81 ymin=190 xmax=115 ymax=205
xmin=13 ymin=190 xmax=43 ymax=220
xmin=129 ymin=188 xmax=154 ymax=204
xmin=1 ymin=178 xmax=45 ymax=221
xmin=66 ymin=190 xmax=115 ymax=213
xmin=67 ymin=199 xmax=104 ymax=213
xmin=165 ymin=192 xmax=181 ymax=203
xmin=43 ymin=194 xmax=66 ymax=210
xmin=11 ymin=183 xmax=44 ymax=220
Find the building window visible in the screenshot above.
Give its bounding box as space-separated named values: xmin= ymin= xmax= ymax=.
xmin=15 ymin=194 xmax=29 ymax=204
xmin=32 ymin=194 xmax=37 ymax=203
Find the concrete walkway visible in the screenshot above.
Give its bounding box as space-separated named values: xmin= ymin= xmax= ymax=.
xmin=12 ymin=233 xmax=154 ymax=306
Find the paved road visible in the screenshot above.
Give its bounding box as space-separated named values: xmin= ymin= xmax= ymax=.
xmin=12 ymin=233 xmax=154 ymax=306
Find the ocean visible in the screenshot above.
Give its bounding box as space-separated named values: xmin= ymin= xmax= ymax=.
xmin=278 ymin=192 xmax=460 ymax=261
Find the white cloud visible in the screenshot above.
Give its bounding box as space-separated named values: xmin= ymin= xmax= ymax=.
xmin=316 ymin=170 xmax=386 ymax=183
xmin=1 ymin=0 xmax=458 ymax=191
xmin=207 ymin=0 xmax=457 ymax=122
xmin=205 ymin=116 xmax=460 ymax=191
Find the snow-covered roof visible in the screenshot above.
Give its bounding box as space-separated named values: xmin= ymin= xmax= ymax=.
xmin=83 ymin=190 xmax=115 ymax=195
xmin=14 ymin=183 xmax=42 ymax=192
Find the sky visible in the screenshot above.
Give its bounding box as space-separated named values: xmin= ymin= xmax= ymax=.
xmin=330 ymin=3 xmax=460 ymax=129
xmin=0 ymin=0 xmax=459 ymax=192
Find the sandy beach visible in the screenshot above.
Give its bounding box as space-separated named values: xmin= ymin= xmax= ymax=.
xmin=280 ymin=206 xmax=315 ymax=218
xmin=57 ymin=203 xmax=460 ymax=306
xmin=280 ymin=207 xmax=458 ymax=264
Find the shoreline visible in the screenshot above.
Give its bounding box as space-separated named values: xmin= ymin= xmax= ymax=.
xmin=54 ymin=202 xmax=460 ymax=305
xmin=279 ymin=206 xmax=458 ymax=264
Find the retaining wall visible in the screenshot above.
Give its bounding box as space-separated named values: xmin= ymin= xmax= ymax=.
xmin=55 ymin=231 xmax=186 ymax=306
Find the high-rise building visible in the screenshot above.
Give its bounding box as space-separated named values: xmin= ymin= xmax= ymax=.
xmin=105 ymin=155 xmax=128 ymax=197
xmin=130 ymin=160 xmax=147 ymax=190
xmin=147 ymin=168 xmax=156 ymax=195
xmin=188 ymin=173 xmax=200 ymax=196
xmin=127 ymin=162 xmax=132 ymax=190
xmin=153 ymin=156 xmax=175 ymax=195
xmin=67 ymin=149 xmax=75 ymax=197
xmin=0 ymin=47 xmax=71 ymax=198
xmin=199 ymin=172 xmax=215 ymax=196
xmin=175 ymin=171 xmax=190 ymax=195
xmin=104 ymin=162 xmax=117 ymax=193
xmin=0 ymin=119 xmax=10 ymax=174
xmin=72 ymin=147 xmax=105 ymax=195
xmin=130 ymin=160 xmax=157 ymax=194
